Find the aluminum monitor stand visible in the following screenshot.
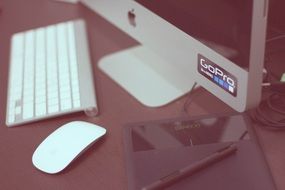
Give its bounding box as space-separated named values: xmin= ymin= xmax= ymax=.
xmin=99 ymin=45 xmax=196 ymax=107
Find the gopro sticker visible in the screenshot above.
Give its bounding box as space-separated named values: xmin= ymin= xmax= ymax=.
xmin=198 ymin=54 xmax=237 ymax=97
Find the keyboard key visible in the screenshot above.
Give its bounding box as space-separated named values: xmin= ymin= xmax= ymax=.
xmin=36 ymin=103 xmax=47 ymax=117
xmin=48 ymin=105 xmax=59 ymax=114
xmin=9 ymin=107 xmax=15 ymax=116
xmin=23 ymin=103 xmax=34 ymax=119
xmin=48 ymin=98 xmax=59 ymax=107
xmin=73 ymin=99 xmax=80 ymax=108
xmin=73 ymin=92 xmax=80 ymax=102
xmin=61 ymin=99 xmax=72 ymax=110
xmin=36 ymin=96 xmax=46 ymax=104
xmin=15 ymin=106 xmax=21 ymax=115
xmin=8 ymin=114 xmax=15 ymax=124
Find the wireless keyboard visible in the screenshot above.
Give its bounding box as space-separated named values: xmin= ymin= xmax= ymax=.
xmin=6 ymin=20 xmax=98 ymax=127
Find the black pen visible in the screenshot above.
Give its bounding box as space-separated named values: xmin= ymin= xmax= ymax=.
xmin=142 ymin=143 xmax=238 ymax=190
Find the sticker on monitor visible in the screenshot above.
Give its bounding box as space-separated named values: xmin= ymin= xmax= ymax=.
xmin=198 ymin=54 xmax=237 ymax=97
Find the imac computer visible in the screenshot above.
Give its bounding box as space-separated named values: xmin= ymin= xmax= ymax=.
xmin=81 ymin=0 xmax=269 ymax=112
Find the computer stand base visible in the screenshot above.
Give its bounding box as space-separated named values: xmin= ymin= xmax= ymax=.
xmin=98 ymin=45 xmax=196 ymax=107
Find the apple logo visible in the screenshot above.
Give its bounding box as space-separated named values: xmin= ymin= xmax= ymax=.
xmin=128 ymin=9 xmax=136 ymax=27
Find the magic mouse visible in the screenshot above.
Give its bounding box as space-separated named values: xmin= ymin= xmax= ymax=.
xmin=32 ymin=121 xmax=106 ymax=174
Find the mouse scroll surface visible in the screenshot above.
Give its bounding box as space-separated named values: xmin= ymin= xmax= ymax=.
xmin=32 ymin=121 xmax=106 ymax=174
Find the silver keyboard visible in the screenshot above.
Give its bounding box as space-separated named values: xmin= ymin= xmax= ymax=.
xmin=6 ymin=20 xmax=98 ymax=127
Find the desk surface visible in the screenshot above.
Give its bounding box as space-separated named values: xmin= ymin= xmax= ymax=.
xmin=0 ymin=1 xmax=285 ymax=190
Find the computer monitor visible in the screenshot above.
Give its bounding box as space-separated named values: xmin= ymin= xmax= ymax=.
xmin=81 ymin=0 xmax=269 ymax=112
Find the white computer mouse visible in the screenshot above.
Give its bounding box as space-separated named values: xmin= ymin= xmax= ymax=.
xmin=32 ymin=121 xmax=106 ymax=174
